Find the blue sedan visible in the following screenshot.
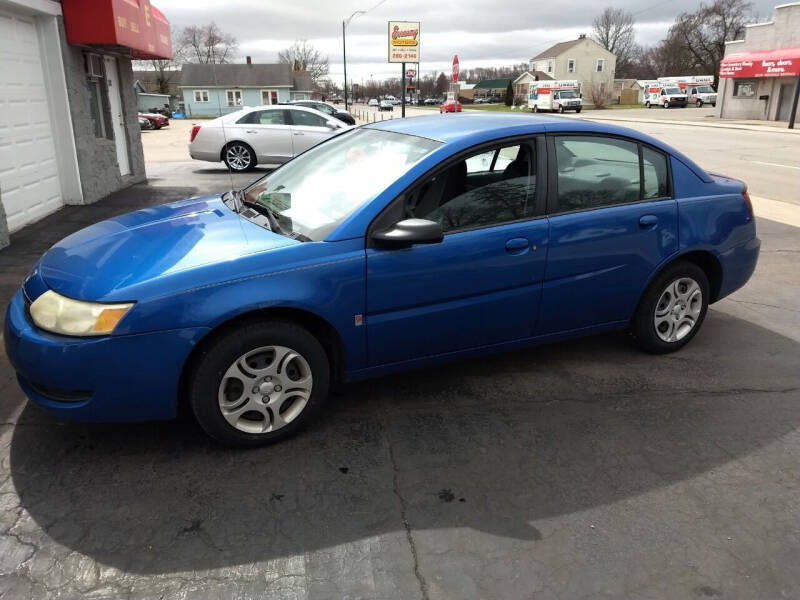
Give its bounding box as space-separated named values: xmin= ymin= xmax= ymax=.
xmin=5 ymin=114 xmax=760 ymax=446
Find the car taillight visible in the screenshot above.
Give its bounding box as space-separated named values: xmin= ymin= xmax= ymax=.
xmin=190 ymin=125 xmax=201 ymax=143
xmin=742 ymin=185 xmax=753 ymax=217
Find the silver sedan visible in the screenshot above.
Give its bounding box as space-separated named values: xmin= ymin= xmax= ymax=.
xmin=189 ymin=105 xmax=350 ymax=172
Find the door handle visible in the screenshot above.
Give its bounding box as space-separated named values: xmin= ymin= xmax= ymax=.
xmin=639 ymin=214 xmax=659 ymax=228
xmin=293 ymin=132 xmax=305 ymax=136
xmin=245 ymin=130 xmax=258 ymax=134
xmin=505 ymin=237 xmax=530 ymax=254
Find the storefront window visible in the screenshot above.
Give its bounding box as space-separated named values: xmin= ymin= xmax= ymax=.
xmin=85 ymin=54 xmax=113 ymax=140
xmin=733 ymin=80 xmax=756 ymax=98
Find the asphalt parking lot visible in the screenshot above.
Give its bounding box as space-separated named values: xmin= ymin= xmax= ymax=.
xmin=1 ymin=114 xmax=799 ymax=599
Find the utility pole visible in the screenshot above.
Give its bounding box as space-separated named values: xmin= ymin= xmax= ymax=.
xmin=342 ymin=20 xmax=348 ymax=111
xmin=342 ymin=10 xmax=365 ymax=113
xmin=401 ymin=62 xmax=406 ymax=118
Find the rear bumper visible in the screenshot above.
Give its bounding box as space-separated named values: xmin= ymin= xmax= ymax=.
xmin=4 ymin=288 xmax=209 ymax=422
xmin=189 ymin=146 xmax=220 ymax=162
xmin=717 ymin=237 xmax=761 ymax=301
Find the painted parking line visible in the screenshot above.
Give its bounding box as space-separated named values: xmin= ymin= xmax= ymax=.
xmin=753 ymin=160 xmax=800 ymax=170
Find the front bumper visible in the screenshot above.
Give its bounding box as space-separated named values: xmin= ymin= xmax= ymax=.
xmin=4 ymin=288 xmax=209 ymax=422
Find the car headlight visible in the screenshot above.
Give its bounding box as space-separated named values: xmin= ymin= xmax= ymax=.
xmin=29 ymin=290 xmax=134 ymax=336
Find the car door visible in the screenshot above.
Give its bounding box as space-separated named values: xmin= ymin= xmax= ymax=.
xmin=287 ymin=108 xmax=336 ymax=155
xmin=365 ymin=138 xmax=549 ymax=366
xmin=233 ymin=109 xmax=294 ymax=163
xmin=536 ymin=134 xmax=678 ymax=335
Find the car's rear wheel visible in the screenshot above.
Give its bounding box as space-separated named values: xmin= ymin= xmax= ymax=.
xmin=645 ymin=101 xmax=651 ymax=108
xmin=189 ymin=320 xmax=330 ymax=447
xmin=576 ymin=108 xmax=582 ymax=113
xmin=224 ymin=142 xmax=255 ymax=172
xmin=631 ymin=261 xmax=709 ymax=354
xmin=532 ymin=105 xmax=539 ymax=113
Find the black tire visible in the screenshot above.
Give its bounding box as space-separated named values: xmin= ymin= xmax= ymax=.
xmin=559 ymin=105 xmax=565 ymax=113
xmin=575 ymin=108 xmax=582 ymax=114
xmin=533 ymin=105 xmax=539 ymax=113
xmin=188 ymin=320 xmax=331 ymax=447
xmin=646 ymin=101 xmax=651 ymax=108
xmin=696 ymin=100 xmax=703 ymax=108
xmin=631 ymin=261 xmax=710 ymax=354
xmin=664 ymin=101 xmax=669 ymax=108
xmin=223 ymin=142 xmax=256 ymax=172
xmin=711 ymin=103 xmax=716 ymax=107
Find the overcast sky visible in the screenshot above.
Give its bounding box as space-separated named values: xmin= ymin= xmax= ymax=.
xmin=156 ymin=0 xmax=779 ymax=82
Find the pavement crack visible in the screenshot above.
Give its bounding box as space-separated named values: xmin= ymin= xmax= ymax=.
xmin=727 ymin=298 xmax=800 ymax=314
xmin=376 ymin=409 xmax=430 ymax=600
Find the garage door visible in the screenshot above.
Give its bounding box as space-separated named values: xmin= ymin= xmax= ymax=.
xmin=0 ymin=7 xmax=64 ymax=233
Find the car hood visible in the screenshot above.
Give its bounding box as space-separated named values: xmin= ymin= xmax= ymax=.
xmin=38 ymin=195 xmax=297 ymax=301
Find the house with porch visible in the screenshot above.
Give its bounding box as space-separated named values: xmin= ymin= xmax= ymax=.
xmin=179 ymin=61 xmax=314 ymax=117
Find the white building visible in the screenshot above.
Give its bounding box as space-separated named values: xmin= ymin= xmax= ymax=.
xmin=716 ymin=2 xmax=800 ymax=123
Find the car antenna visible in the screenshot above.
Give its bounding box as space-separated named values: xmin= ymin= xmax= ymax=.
xmin=211 ymin=60 xmax=237 ymax=200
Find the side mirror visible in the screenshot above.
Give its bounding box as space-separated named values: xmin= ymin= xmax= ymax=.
xmin=372 ymin=219 xmax=443 ymax=248
xmin=326 ymin=119 xmax=341 ymax=129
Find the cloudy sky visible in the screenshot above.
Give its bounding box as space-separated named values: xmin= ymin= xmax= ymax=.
xmin=156 ymin=0 xmax=778 ymax=82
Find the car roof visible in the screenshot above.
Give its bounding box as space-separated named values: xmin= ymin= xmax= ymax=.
xmin=363 ymin=113 xmax=710 ymax=181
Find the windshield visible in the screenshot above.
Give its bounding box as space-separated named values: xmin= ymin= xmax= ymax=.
xmin=558 ymin=91 xmax=578 ymax=98
xmin=664 ymin=87 xmax=682 ymax=94
xmin=243 ymin=129 xmax=442 ymax=240
xmin=696 ymin=85 xmax=715 ymax=93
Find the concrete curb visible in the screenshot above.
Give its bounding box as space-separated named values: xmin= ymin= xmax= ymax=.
xmin=575 ymin=114 xmax=800 ymax=135
xmin=751 ymin=195 xmax=800 ymax=228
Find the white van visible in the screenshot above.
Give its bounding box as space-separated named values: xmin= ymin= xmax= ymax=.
xmin=528 ymin=80 xmax=582 ymax=113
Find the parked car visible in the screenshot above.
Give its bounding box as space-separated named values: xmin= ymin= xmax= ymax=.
xmin=138 ymin=116 xmax=154 ymax=130
xmin=378 ymin=99 xmax=394 ymax=112
xmin=5 ymin=115 xmax=760 ymax=447
xmin=423 ymin=98 xmax=439 ymax=105
xmin=188 ymin=105 xmax=349 ymax=172
xmin=368 ymin=98 xmax=379 ymax=107
xmin=688 ymin=84 xmax=717 ymax=107
xmin=286 ymin=100 xmax=356 ymax=125
xmin=440 ymin=99 xmax=463 ymax=113
xmin=138 ymin=112 xmax=169 ymax=129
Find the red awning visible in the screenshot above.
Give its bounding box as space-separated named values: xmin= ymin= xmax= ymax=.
xmin=62 ymin=0 xmax=173 ymax=61
xmin=720 ymin=47 xmax=800 ymax=78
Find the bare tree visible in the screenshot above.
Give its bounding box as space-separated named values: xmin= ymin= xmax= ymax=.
xmin=133 ymin=27 xmax=186 ymax=94
xmin=278 ymin=40 xmax=329 ymax=84
xmin=585 ymin=81 xmax=613 ymax=108
xmin=592 ymin=7 xmax=636 ymax=78
xmin=669 ymin=0 xmax=752 ymax=86
xmin=179 ymin=22 xmax=237 ymax=64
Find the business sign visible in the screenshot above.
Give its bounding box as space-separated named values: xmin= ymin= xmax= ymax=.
xmin=719 ymin=47 xmax=800 ymax=78
xmin=388 ymin=21 xmax=420 ymax=63
xmin=352 ymin=83 xmax=359 ymax=93
xmin=452 ymin=55 xmax=459 ymax=83
xmin=406 ymin=68 xmax=416 ymax=79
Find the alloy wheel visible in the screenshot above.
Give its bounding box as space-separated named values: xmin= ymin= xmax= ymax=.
xmin=217 ymin=345 xmax=313 ymax=434
xmin=653 ymin=277 xmax=703 ymax=343
xmin=225 ymin=145 xmax=251 ymax=171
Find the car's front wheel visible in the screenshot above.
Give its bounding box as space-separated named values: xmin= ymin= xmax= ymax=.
xmin=696 ymin=100 xmax=703 ymax=107
xmin=631 ymin=261 xmax=709 ymax=354
xmin=223 ymin=142 xmax=256 ymax=172
xmin=189 ymin=320 xmax=330 ymax=446
xmin=663 ymin=100 xmax=670 ymax=108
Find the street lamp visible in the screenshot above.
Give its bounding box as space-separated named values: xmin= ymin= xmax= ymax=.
xmin=342 ymin=10 xmax=365 ymax=112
